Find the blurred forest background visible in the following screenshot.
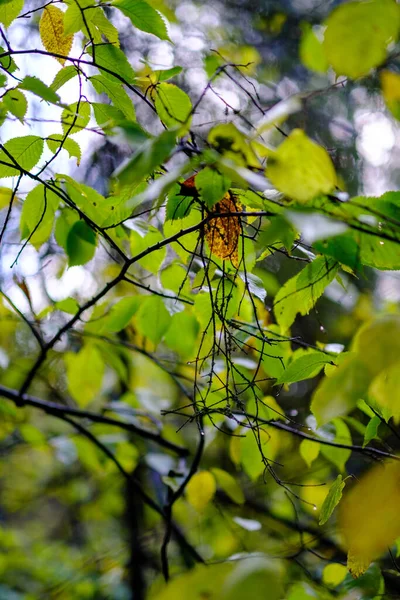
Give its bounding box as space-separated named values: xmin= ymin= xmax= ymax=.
xmin=1 ymin=0 xmax=400 ymax=599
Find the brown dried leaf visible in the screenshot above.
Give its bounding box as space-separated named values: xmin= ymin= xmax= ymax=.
xmin=205 ymin=192 xmax=242 ymax=267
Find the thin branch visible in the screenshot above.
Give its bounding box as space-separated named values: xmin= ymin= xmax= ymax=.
xmin=0 ymin=383 xmax=189 ymax=456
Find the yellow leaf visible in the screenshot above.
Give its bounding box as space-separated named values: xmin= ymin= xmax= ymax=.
xmin=339 ymin=459 xmax=400 ymax=577
xmin=369 ymin=360 xmax=400 ymax=423
xmin=0 ymin=187 xmax=14 ymax=210
xmin=211 ymin=468 xmax=245 ymax=504
xmin=300 ymin=439 xmax=319 ymax=468
xmin=266 ymin=129 xmax=337 ymax=202
xmin=186 ymin=471 xmax=216 ymax=512
xmin=322 ymin=563 xmax=347 ymax=588
xmin=381 ymin=70 xmax=400 ymax=120
xmin=230 ymin=435 xmax=241 ymax=466
xmin=40 ymin=6 xmax=74 ymax=65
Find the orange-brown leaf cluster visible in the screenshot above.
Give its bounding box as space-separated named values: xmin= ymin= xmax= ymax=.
xmin=205 ymin=192 xmax=242 ymax=267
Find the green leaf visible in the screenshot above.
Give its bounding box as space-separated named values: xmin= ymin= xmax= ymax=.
xmin=381 ymin=69 xmax=400 ymax=120
xmin=368 ymin=360 xmax=400 ymax=424
xmin=50 ymin=66 xmax=78 ymax=92
xmin=164 ymin=310 xmax=200 ymax=358
xmin=300 ymin=439 xmax=320 ymax=468
xmin=195 ymin=168 xmax=231 ymax=209
xmin=0 ymin=0 xmax=23 ymax=27
xmin=92 ymin=102 xmax=125 ymax=129
xmin=19 ymin=76 xmax=61 ymax=105
xmin=61 ymin=101 xmax=91 ymax=135
xmin=273 ymin=257 xmax=338 ymax=330
xmin=46 ymin=134 xmax=81 ymax=165
xmin=66 ymin=220 xmax=97 ymax=266
xmin=166 ymin=186 xmax=194 ymax=220
xmin=353 ymin=314 xmax=400 ymax=376
xmin=299 ymin=23 xmax=328 ymax=73
xmin=223 ymin=558 xmax=284 ymax=600
xmin=320 ymin=418 xmax=352 ymax=472
xmin=91 ymin=9 xmax=120 ymax=46
xmin=98 ymin=297 xmax=140 ymax=333
xmin=251 ymin=324 xmax=291 ymax=380
xmin=135 ymin=296 xmax=171 ymax=345
xmin=113 ymin=129 xmax=176 ymax=188
xmin=90 ymin=75 xmax=136 ymax=121
xmin=363 ymin=415 xmax=381 ymax=447
xmin=55 ymin=297 xmax=80 ymax=314
xmin=256 ymin=216 xmax=297 ymax=254
xmin=55 ymin=208 xmax=79 ymax=250
xmin=63 ymin=0 xmax=97 ymax=36
xmin=113 ymin=0 xmax=170 ymax=40
xmin=211 ymin=468 xmax=245 ymax=504
xmin=3 ymin=89 xmax=27 ymax=121
xmin=149 ymin=564 xmax=232 ymax=600
xmin=0 ymin=136 xmax=44 ymax=178
xmin=314 ymin=232 xmax=362 ymax=271
xmin=20 ymin=184 xmax=59 ymax=249
xmin=65 ymin=344 xmax=105 ymax=407
xmin=87 ymin=44 xmax=136 ymax=84
xmin=64 ymin=179 xmax=108 ymax=224
xmin=275 ymin=351 xmax=332 ymax=385
xmin=154 ymin=82 xmax=192 ymax=131
xmin=208 ymin=123 xmax=260 ymax=168
xmin=266 ymin=129 xmax=337 ymax=203
xmin=311 ymin=354 xmax=369 ymax=426
xmin=319 ymin=474 xmax=345 ymax=526
xmin=0 ymin=186 xmax=15 ymax=209
xmin=323 ymin=0 xmax=400 ymax=78
xmin=240 ymin=427 xmax=279 ymax=481
xmin=155 ymin=66 xmax=182 ymax=81
xmin=130 ymin=227 xmax=166 ymax=273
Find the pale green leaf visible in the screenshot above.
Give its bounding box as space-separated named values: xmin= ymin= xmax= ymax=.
xmin=363 ymin=415 xmax=381 ymax=448
xmin=320 ymin=418 xmax=352 ymax=472
xmin=135 ymin=296 xmax=171 ymax=344
xmin=276 ymin=351 xmax=332 ymax=385
xmin=319 ymin=474 xmax=345 ymax=526
xmin=211 ymin=468 xmax=245 ymax=504
xmin=3 ymin=89 xmax=27 ymax=121
xmin=88 ymin=44 xmax=135 ymax=83
xmin=311 ymin=354 xmax=369 ymax=426
xmin=19 ymin=75 xmax=61 ymax=105
xmin=65 ymin=344 xmax=105 ymax=406
xmin=113 ymin=0 xmax=170 ymax=40
xmin=50 ymin=66 xmax=78 ymax=92
xmin=154 ymin=82 xmax=192 ymax=131
xmin=46 ymin=134 xmax=81 ymax=165
xmin=266 ymin=129 xmax=337 ymax=203
xmin=300 ymin=439 xmax=320 ymax=468
xmin=323 ymin=0 xmax=400 ymax=78
xmin=90 ymin=75 xmax=136 ymax=121
xmin=0 ymin=0 xmax=23 ymax=27
xmin=20 ymin=184 xmax=59 ymax=249
xmin=164 ymin=311 xmax=200 ymax=358
xmin=299 ymin=23 xmax=328 ymax=73
xmin=273 ymin=256 xmax=338 ymax=330
xmin=61 ymin=101 xmax=91 ymax=135
xmin=0 ymin=136 xmax=44 ymax=178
